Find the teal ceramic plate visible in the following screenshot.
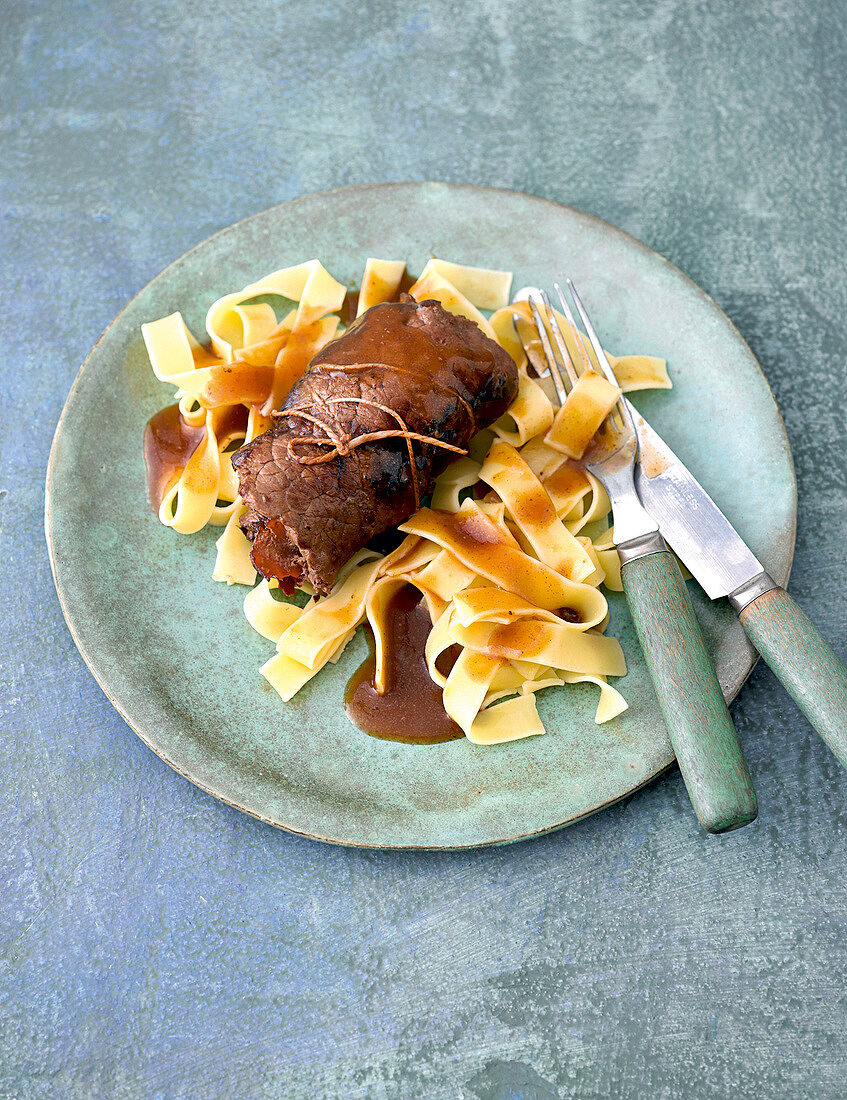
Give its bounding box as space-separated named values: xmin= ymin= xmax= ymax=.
xmin=45 ymin=183 xmax=796 ymax=848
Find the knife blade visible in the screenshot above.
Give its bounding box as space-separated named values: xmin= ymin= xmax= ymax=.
xmin=632 ymin=410 xmax=766 ymax=602
xmin=632 ymin=404 xmax=847 ymax=771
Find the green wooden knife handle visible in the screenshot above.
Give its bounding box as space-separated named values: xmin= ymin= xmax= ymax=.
xmin=738 ymin=586 xmax=847 ymax=770
xmin=621 ymin=550 xmax=758 ymax=833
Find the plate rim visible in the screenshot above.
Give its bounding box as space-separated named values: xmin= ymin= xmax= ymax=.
xmin=45 ymin=181 xmax=797 ymax=849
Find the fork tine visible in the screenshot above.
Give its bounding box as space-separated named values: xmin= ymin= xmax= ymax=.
xmin=552 ymin=283 xmax=593 ymax=377
xmin=526 ymin=296 xmax=568 ymax=407
xmin=538 ymin=290 xmax=580 ymax=390
xmin=547 ymin=283 xmax=620 ymax=429
xmin=564 ymin=278 xmax=636 ymax=436
xmin=552 ymin=282 xmax=623 ymax=431
xmin=563 ymin=279 xmax=614 ymax=382
xmin=515 ymin=317 xmax=554 ymax=390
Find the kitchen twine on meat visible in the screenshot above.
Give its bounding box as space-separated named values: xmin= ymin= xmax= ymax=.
xmin=277 ymin=360 xmax=477 ymax=507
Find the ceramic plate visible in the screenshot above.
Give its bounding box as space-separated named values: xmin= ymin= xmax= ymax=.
xmin=45 ymin=183 xmax=796 ymax=848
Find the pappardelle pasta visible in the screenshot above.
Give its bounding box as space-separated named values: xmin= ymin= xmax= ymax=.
xmin=142 ymin=257 xmax=670 ymax=745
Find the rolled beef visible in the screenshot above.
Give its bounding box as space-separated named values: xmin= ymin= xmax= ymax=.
xmin=231 ymin=298 xmax=518 ymax=593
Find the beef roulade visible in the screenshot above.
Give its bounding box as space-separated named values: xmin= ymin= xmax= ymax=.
xmin=232 ymin=298 xmax=519 ymax=594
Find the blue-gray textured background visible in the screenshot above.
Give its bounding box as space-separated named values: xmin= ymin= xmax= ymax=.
xmin=2 ymin=1 xmax=846 ymax=1097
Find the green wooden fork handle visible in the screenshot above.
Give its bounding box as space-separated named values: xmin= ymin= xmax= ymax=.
xmin=737 ymin=586 xmax=847 ymax=771
xmin=621 ymin=550 xmax=758 ymax=833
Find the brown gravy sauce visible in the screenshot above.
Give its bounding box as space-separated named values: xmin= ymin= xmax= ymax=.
xmin=339 ymin=270 xmax=416 ymax=327
xmin=339 ymin=289 xmax=359 ymax=326
xmin=143 ymin=403 xmax=250 ymax=512
xmin=143 ymin=404 xmax=207 ymax=512
xmin=201 ymin=363 xmax=275 ymax=408
xmin=215 ymin=402 xmax=250 ymax=442
xmin=345 ymin=584 xmax=463 ymax=744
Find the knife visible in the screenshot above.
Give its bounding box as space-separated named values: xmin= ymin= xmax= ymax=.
xmin=633 ymin=408 xmax=847 ymax=770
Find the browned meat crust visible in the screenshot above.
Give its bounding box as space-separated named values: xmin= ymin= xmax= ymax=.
xmin=232 ymin=299 xmax=518 ymax=593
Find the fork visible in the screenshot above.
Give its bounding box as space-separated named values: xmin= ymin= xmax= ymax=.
xmin=521 ymin=281 xmax=757 ymax=833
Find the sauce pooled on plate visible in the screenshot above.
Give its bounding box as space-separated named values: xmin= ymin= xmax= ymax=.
xmin=345 ymin=584 xmax=463 ymax=744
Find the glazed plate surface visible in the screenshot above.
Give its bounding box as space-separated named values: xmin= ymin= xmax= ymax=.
xmin=45 ymin=183 xmax=796 ymax=847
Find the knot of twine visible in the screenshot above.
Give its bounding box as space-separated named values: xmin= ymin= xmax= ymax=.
xmin=275 ymin=362 xmax=475 ymax=508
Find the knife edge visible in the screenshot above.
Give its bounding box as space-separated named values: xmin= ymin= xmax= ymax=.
xmin=630 ymin=408 xmax=764 ymax=600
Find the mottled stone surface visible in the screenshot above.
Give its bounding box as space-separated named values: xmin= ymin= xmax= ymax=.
xmin=2 ymin=1 xmax=846 ymax=1098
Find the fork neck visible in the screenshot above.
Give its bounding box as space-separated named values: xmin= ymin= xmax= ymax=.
xmin=602 ymin=465 xmax=665 ymax=563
